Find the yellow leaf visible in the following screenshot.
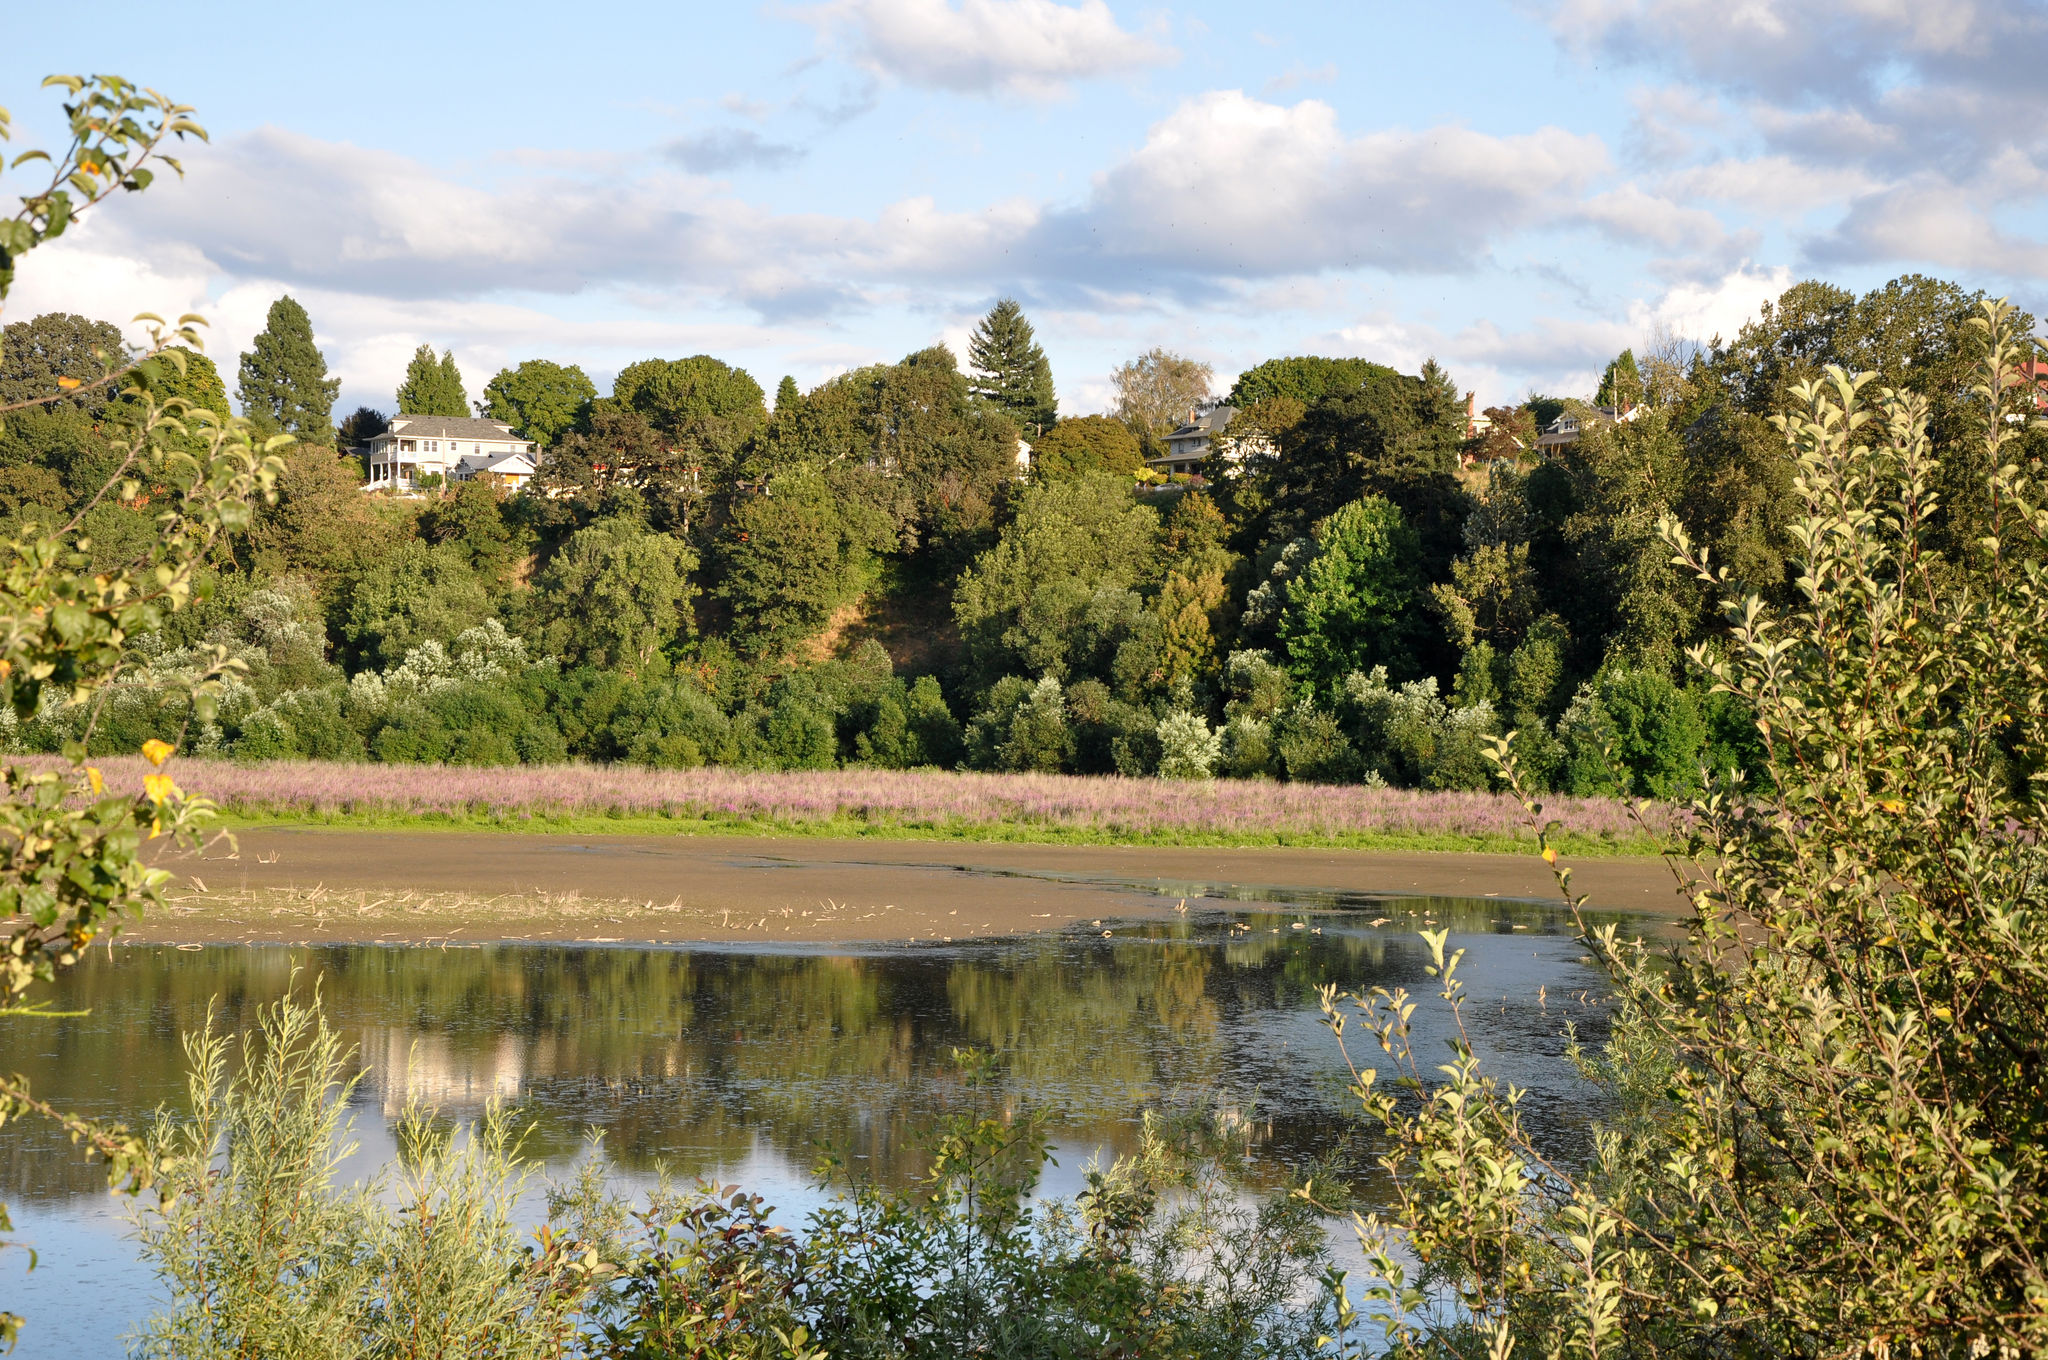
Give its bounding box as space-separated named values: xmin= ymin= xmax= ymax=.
xmin=56 ymin=376 xmax=81 ymax=389
xmin=85 ymin=766 xmax=103 ymax=795
xmin=1879 ymin=799 xmax=1905 ymax=813
xmin=1542 ymin=847 xmax=1557 ymax=865
xmin=141 ymin=738 xmax=175 ymax=767
xmin=143 ymin=772 xmax=180 ymax=805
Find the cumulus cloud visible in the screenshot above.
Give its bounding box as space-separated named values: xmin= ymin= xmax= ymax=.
xmin=1033 ymin=92 xmax=1609 ymax=281
xmin=796 ymin=0 xmax=1174 ymax=99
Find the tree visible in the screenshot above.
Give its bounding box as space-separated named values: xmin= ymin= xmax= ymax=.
xmin=952 ymin=473 xmax=1161 ymax=685
xmin=0 ymin=76 xmax=279 ymax=1350
xmin=339 ymin=540 xmax=493 ymax=669
xmin=1594 ymin=348 xmax=1643 ymax=409
xmin=335 ymin=406 xmax=388 ymax=450
xmin=533 ymin=517 xmax=696 ymax=673
xmin=1110 ymin=348 xmax=1213 ymax=436
xmin=421 ymin=478 xmax=519 ymax=580
xmin=774 ymin=375 xmax=800 ymax=413
xmin=1028 ymin=413 xmax=1142 ymax=480
xmin=1277 ymin=494 xmax=1419 ymax=693
xmin=395 ymin=345 xmax=468 ymax=416
xmin=235 ymin=296 xmax=339 ymax=441
xmin=717 ymin=470 xmax=866 ymax=658
xmin=1334 ymin=303 xmax=2048 ymax=1357
xmin=480 ymin=360 xmax=594 ymax=448
xmin=0 ymin=313 xmax=127 ymax=414
xmin=967 ymin=298 xmax=1056 ymax=435
xmin=1226 ymin=356 xmax=1396 ymax=409
xmin=612 ymin=355 xmax=767 ymax=456
xmin=774 ymin=346 xmax=1017 ymax=566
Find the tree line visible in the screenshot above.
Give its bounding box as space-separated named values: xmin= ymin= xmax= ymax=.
xmin=0 ymin=275 xmax=2034 ymax=793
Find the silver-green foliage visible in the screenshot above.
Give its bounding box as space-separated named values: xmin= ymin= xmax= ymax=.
xmin=133 ymin=986 xmax=596 ymax=1360
xmin=1317 ymin=299 xmax=2048 ymax=1357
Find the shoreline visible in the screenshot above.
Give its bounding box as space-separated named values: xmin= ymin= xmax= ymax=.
xmin=131 ymin=828 xmax=1686 ymax=947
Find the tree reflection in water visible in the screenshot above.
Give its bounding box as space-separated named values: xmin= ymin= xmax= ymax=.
xmin=2 ymin=898 xmax=1622 ymax=1216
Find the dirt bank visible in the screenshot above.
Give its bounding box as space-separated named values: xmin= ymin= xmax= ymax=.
xmin=122 ymin=829 xmax=1686 ymax=947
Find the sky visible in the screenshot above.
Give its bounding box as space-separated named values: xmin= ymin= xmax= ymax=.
xmin=5 ymin=0 xmax=2046 ymax=420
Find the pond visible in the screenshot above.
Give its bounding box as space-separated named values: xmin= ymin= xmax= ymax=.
xmin=1 ymin=891 xmax=1634 ymax=1357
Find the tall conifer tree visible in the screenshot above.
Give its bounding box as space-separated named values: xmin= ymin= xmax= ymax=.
xmin=396 ymin=345 xmax=469 ymax=416
xmin=236 ymin=295 xmax=340 ymax=440
xmin=967 ymin=298 xmax=1057 ymax=434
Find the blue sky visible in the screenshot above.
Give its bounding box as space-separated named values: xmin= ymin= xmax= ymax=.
xmin=6 ymin=0 xmax=2046 ymax=419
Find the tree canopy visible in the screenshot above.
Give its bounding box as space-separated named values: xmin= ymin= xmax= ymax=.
xmin=1111 ymin=348 xmax=1213 ymax=436
xmin=967 ymin=298 xmax=1056 ymax=435
xmin=481 ymin=359 xmax=595 ymax=447
xmin=1226 ymin=355 xmax=1398 ymax=409
xmin=396 ymin=345 xmax=469 ymax=416
xmin=236 ymin=296 xmax=340 ymax=440
xmin=1029 ymin=413 xmax=1143 ymax=480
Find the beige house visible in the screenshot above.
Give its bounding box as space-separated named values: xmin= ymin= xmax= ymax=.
xmin=363 ymin=415 xmax=540 ymax=492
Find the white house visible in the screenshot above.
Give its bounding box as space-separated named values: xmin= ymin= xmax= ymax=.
xmin=1146 ymin=402 xmax=1273 ymax=478
xmin=1535 ymin=402 xmax=1643 ymax=453
xmin=362 ymin=415 xmax=540 ymax=492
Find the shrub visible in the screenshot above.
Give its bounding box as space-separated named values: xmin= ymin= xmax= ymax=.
xmin=1319 ymin=303 xmax=2048 ymax=1357
xmin=1155 ymin=709 xmax=1222 ymax=780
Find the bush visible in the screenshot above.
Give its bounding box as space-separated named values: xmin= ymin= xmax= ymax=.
xmin=1319 ymin=305 xmax=2048 ymax=1357
xmin=136 ymin=990 xmax=1344 ymax=1360
xmin=1155 ymin=710 xmax=1221 ymax=779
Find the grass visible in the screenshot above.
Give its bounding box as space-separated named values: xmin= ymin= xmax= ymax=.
xmin=111 ymin=758 xmax=1670 ymax=858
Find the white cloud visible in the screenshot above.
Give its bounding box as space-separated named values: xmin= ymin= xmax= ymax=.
xmin=795 ymin=0 xmax=1174 ymax=99
xmin=1039 ymin=91 xmax=1610 ymax=279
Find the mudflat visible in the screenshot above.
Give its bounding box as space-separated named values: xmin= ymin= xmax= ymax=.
xmin=127 ymin=829 xmax=1686 ymax=946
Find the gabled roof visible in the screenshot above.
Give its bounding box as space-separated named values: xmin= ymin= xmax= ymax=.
xmin=457 ymin=448 xmax=537 ymax=473
xmin=381 ymin=414 xmax=522 ymax=440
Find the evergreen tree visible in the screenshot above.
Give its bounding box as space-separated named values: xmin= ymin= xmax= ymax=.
xmin=967 ymin=298 xmax=1056 ymax=434
xmin=235 ymin=296 xmax=340 ymax=441
xmin=775 ymin=375 xmax=800 ymax=413
xmin=395 ymin=345 xmax=469 ymax=416
xmin=1596 ymin=349 xmax=1643 ymax=409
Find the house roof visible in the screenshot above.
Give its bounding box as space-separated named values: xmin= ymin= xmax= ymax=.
xmin=1164 ymin=404 xmax=1238 ymax=441
xmin=458 ymin=448 xmax=537 ymax=473
xmin=381 ymin=414 xmax=523 ymax=441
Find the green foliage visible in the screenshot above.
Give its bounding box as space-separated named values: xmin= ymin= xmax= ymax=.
xmin=718 ymin=470 xmax=868 ymax=658
xmin=1593 ymin=347 xmax=1641 ymax=409
xmin=0 ymin=312 xmax=125 ymax=414
xmin=613 ymin=354 xmax=767 ymax=457
xmin=482 ymin=359 xmax=596 ymax=448
xmin=133 ymin=986 xmax=595 ymax=1359
xmin=1321 ymin=299 xmax=2048 ymax=1358
xmin=339 ymin=540 xmax=493 ymax=670
xmin=966 ymin=297 xmax=1056 ymax=435
xmin=134 ymin=990 xmax=1341 ymax=1360
xmin=235 ymin=295 xmax=339 ymax=440
xmin=533 ymin=518 xmax=697 ymax=673
xmin=1278 ymin=495 xmax=1419 ymax=694
xmin=1226 ymin=355 xmax=1398 ymax=409
xmin=0 ymin=74 xmax=279 ymax=1348
xmin=1028 ymin=413 xmax=1142 ymax=481
xmin=953 ymin=473 xmax=1160 ymax=686
xmin=395 ymin=344 xmax=469 ymax=416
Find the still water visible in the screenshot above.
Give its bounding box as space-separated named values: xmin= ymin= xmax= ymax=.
xmin=2 ymin=893 xmax=1630 ymax=1357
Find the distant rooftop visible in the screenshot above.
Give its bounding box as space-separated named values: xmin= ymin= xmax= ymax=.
xmin=382 ymin=414 xmax=521 ymax=440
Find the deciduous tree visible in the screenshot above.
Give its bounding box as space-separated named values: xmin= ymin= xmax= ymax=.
xmin=1110 ymin=348 xmax=1212 ymax=437
xmin=480 ymin=359 xmax=595 ymax=448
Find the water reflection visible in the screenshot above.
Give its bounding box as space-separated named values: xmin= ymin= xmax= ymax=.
xmin=4 ymin=896 xmax=1625 ymax=1213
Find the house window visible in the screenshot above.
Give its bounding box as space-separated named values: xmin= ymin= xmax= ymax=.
xmin=400 ymin=439 xmax=415 ymax=452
